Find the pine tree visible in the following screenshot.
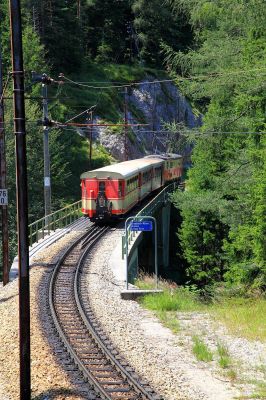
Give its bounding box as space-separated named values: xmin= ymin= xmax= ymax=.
xmin=170 ymin=0 xmax=266 ymax=291
xmin=132 ymin=0 xmax=192 ymax=66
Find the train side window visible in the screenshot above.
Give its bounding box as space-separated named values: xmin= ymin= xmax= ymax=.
xmin=119 ymin=181 xmax=123 ymax=197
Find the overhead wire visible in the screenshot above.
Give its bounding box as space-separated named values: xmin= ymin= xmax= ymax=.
xmin=61 ymin=68 xmax=266 ymax=90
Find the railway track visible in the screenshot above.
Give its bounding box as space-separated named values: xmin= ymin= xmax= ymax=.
xmin=49 ymin=223 xmax=161 ymax=400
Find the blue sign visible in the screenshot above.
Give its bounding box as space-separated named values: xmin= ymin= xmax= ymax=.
xmin=130 ymin=221 xmax=153 ymax=231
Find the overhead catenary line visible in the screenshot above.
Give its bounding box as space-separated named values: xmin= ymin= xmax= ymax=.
xmin=61 ymin=68 xmax=266 ymax=90
xmin=1 ymin=120 xmax=266 ymax=135
xmin=60 ymin=122 xmax=149 ymax=127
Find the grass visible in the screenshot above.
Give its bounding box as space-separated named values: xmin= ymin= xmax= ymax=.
xmin=136 ymin=275 xmax=266 ymax=342
xmin=225 ymin=368 xmax=237 ymax=382
xmin=156 ymin=310 xmax=180 ymax=334
xmin=238 ymin=381 xmax=266 ymax=399
xmin=192 ymin=336 xmax=213 ymax=362
xmin=139 ymin=288 xmax=203 ymax=312
xmin=217 ymin=342 xmax=231 ymax=368
xmin=136 ymin=274 xmax=204 ymax=312
xmin=210 ymin=297 xmax=266 ymax=342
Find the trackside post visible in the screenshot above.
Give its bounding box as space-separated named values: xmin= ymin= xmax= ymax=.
xmin=9 ymin=0 xmax=31 ymax=398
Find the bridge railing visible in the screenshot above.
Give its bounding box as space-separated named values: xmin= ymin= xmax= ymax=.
xmin=122 ymin=182 xmax=179 ymax=258
xmin=28 ymin=200 xmax=82 ymax=247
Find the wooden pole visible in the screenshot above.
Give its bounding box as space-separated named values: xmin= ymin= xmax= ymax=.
xmin=9 ymin=0 xmax=31 ymax=398
xmin=0 ymin=40 xmax=9 ymax=285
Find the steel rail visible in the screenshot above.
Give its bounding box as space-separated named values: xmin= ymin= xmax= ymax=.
xmin=75 ymin=235 xmax=157 ymax=400
xmin=49 ymin=224 xmax=160 ymax=399
xmin=49 ymin=225 xmax=111 ymax=399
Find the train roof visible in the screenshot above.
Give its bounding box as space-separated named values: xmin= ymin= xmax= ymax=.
xmin=144 ymin=153 xmax=182 ymax=160
xmin=80 ymin=157 xmax=164 ymax=180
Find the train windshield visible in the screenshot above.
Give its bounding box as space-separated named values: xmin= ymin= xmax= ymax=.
xmin=99 ymin=181 xmax=105 ymax=192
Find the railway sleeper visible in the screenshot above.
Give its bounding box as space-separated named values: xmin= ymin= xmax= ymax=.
xmin=82 ymin=355 xmax=105 ymax=360
xmin=105 ymin=388 xmax=132 ymax=393
xmin=99 ymin=381 xmax=126 ymax=386
xmin=90 ymin=366 xmax=114 ymax=372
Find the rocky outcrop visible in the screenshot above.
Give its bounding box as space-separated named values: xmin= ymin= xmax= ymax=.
xmin=93 ymin=77 xmax=201 ymax=161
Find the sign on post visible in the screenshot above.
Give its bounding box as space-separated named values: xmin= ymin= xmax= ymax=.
xmin=130 ymin=221 xmax=153 ymax=231
xmin=0 ymin=189 xmax=8 ymax=205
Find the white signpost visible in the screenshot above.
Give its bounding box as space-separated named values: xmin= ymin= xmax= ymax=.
xmin=0 ymin=189 xmax=8 ymax=205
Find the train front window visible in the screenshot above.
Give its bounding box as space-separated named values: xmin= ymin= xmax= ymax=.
xmin=99 ymin=181 xmax=105 ymax=192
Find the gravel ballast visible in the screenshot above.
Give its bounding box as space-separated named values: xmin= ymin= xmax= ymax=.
xmin=0 ymin=230 xmax=95 ymax=400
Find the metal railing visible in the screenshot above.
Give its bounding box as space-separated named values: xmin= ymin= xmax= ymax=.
xmin=28 ymin=200 xmax=82 ymax=247
xmin=122 ymin=182 xmax=179 ymax=258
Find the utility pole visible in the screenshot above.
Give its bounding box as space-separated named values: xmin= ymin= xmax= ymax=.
xmin=31 ymin=72 xmax=53 ymax=222
xmin=9 ymin=1 xmax=31 ymax=399
xmin=124 ymin=87 xmax=128 ymax=161
xmin=0 ymin=41 xmax=9 ymax=286
xmin=42 ymin=80 xmax=51 ymax=221
xmin=87 ymin=110 xmax=93 ymax=169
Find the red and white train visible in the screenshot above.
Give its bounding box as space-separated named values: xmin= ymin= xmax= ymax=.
xmin=81 ymin=154 xmax=183 ymax=221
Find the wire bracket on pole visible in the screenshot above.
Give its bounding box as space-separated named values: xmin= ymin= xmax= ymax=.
xmin=10 ymin=70 xmax=24 ymax=75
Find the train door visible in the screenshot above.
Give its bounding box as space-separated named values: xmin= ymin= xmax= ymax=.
xmin=96 ymin=180 xmax=108 ymax=219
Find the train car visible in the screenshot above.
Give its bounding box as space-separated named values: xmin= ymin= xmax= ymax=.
xmin=145 ymin=154 xmax=183 ymax=183
xmin=81 ymin=154 xmax=183 ymax=221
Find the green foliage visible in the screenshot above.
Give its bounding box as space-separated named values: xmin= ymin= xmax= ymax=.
xmin=85 ymin=0 xmax=134 ymax=64
xmin=22 ymin=0 xmax=85 ymax=72
xmin=155 ymin=310 xmax=180 ymax=333
xmin=59 ymin=62 xmax=148 ymax=122
xmin=168 ymin=0 xmax=266 ymax=291
xmin=132 ymin=0 xmax=192 ymax=66
xmin=192 ymin=336 xmax=213 ymax=362
xmin=217 ymin=342 xmax=231 ymax=369
xmin=173 ymin=190 xmax=229 ymax=287
xmin=139 ymin=286 xmax=203 ymax=311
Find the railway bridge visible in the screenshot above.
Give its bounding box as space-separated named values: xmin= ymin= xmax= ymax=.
xmin=122 ymin=182 xmax=180 ymax=286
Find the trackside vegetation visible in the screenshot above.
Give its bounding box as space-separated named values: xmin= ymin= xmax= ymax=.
xmin=136 ymin=276 xmax=266 ymax=342
xmin=166 ymin=0 xmax=266 ymax=294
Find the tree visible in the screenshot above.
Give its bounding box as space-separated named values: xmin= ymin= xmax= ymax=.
xmin=168 ymin=0 xmax=266 ymax=291
xmin=132 ymin=0 xmax=192 ymax=66
xmin=84 ymin=0 xmax=133 ymax=63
